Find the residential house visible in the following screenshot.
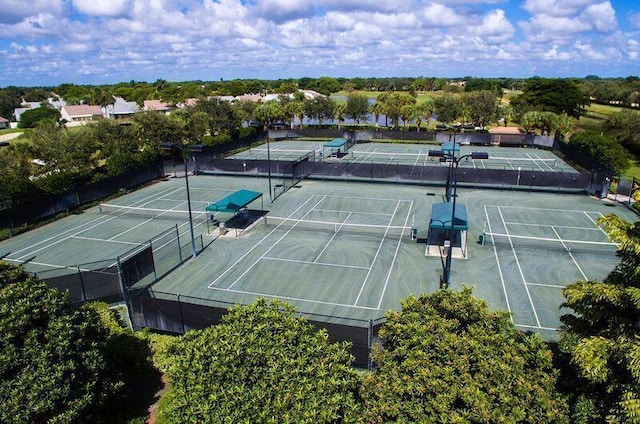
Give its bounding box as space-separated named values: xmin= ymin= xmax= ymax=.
xmin=143 ymin=100 xmax=174 ymax=115
xmin=102 ymin=97 xmax=140 ymax=120
xmin=0 ymin=117 xmax=10 ymax=129
xmin=60 ymin=105 xmax=104 ymax=126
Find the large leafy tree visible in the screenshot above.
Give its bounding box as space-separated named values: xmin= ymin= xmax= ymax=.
xmin=158 ymin=299 xmax=361 ymax=423
xmin=560 ymin=214 xmax=640 ymax=423
xmin=433 ymin=93 xmax=463 ymax=125
xmin=253 ymin=100 xmax=287 ymax=130
xmin=193 ymin=98 xmax=239 ymax=136
xmin=360 ymin=289 xmax=568 ymax=423
xmin=18 ymin=105 xmax=60 ymax=128
xmin=303 ymin=96 xmax=336 ymax=125
xmin=513 ymin=78 xmax=587 ymax=119
xmin=344 ymin=93 xmax=370 ymax=125
xmin=461 ymin=90 xmax=501 ymax=128
xmin=606 ymin=109 xmax=640 ymax=156
xmin=0 ymin=263 xmax=122 ymax=424
xmin=569 ymin=131 xmax=631 ymax=174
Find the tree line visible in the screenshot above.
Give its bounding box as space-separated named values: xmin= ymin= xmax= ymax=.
xmin=1 ymin=77 xmax=639 ymax=212
xmin=2 ymin=210 xmax=639 ymax=422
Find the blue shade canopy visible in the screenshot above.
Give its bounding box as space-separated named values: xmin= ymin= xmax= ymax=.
xmin=428 ymin=202 xmax=468 ymax=231
xmin=323 ymin=138 xmax=348 ymax=148
xmin=205 ymin=189 xmax=262 ymax=213
xmin=440 ymin=141 xmax=461 ymax=154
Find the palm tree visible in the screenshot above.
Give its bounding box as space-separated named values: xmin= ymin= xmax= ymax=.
xmin=370 ymin=100 xmax=385 ymax=129
xmin=414 ymin=100 xmax=433 ymax=132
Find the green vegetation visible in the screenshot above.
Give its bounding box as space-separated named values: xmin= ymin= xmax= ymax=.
xmin=0 ymin=263 xmax=123 ymax=423
xmin=157 ymin=299 xmax=361 ymax=423
xmin=361 ymin=288 xmax=568 ymax=423
xmin=559 ymin=214 xmax=640 ymax=423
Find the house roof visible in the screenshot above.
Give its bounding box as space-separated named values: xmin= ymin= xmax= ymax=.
xmin=62 ymin=105 xmax=103 ymax=117
xmin=144 ymin=100 xmax=172 ymax=111
xmin=488 ymin=126 xmax=523 ymax=135
xmin=0 ymin=117 xmax=9 ymax=123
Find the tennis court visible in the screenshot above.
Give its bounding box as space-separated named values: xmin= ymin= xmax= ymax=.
xmin=0 ymin=173 xmax=634 ymax=340
xmin=229 ymin=140 xmax=577 ymax=173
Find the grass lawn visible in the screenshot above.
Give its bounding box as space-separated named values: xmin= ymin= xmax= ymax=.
xmin=0 ymin=128 xmax=24 ymax=135
xmin=624 ymin=160 xmax=640 ymax=180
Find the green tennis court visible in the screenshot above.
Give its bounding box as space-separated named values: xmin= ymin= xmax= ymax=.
xmin=0 ymin=173 xmax=635 ymax=340
xmin=230 ymin=140 xmax=577 ymax=173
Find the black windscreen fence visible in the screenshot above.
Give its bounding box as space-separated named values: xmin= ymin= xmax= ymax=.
xmin=196 ymin=157 xmax=591 ymax=191
xmin=120 ymin=245 xmax=155 ymax=288
xmin=0 ymin=162 xmax=164 ymax=233
xmin=34 ymin=259 xmax=122 ymax=304
xmin=129 ymin=289 xmax=381 ymax=367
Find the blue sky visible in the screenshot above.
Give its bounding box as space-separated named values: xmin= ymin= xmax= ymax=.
xmin=0 ymin=0 xmax=638 ymax=87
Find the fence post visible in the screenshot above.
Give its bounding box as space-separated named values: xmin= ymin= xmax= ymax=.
xmin=367 ymin=319 xmax=373 ymax=371
xmin=116 ymin=256 xmax=134 ymax=326
xmin=77 ymin=265 xmax=87 ymax=302
xmin=178 ymin=294 xmax=186 ymax=334
xmin=176 ymin=224 xmax=183 ymax=263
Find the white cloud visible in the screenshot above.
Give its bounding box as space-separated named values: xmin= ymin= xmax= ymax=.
xmin=580 ymin=2 xmax=617 ymax=32
xmin=627 ymin=12 xmax=640 ymax=30
xmin=0 ymin=0 xmax=64 ymax=24
xmin=522 ymin=0 xmax=600 ymax=17
xmin=468 ymin=9 xmax=515 ymax=43
xmin=71 ymin=0 xmax=131 ymax=17
xmin=422 ymin=3 xmax=463 ymax=27
xmin=0 ymin=0 xmax=637 ymax=86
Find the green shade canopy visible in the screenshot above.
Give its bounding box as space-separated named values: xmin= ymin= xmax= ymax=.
xmin=429 ymin=202 xmax=468 ymax=231
xmin=440 ymin=141 xmax=461 ymax=154
xmin=323 ymin=138 xmax=348 ymax=148
xmin=205 ymin=189 xmax=262 ymax=213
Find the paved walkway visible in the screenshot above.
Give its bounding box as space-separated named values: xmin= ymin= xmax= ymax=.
xmin=0 ymin=132 xmax=23 ymax=142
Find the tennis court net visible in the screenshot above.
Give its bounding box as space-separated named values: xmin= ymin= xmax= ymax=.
xmin=350 ymin=151 xmax=431 ymax=163
xmin=99 ymin=203 xmax=206 ymax=221
xmin=484 ymin=232 xmax=618 ymax=254
xmin=482 ymin=157 xmax=557 ymax=168
xmin=264 ymin=216 xmax=412 ymax=240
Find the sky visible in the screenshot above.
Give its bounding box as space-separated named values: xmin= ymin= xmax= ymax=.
xmin=0 ymin=0 xmax=639 ymax=87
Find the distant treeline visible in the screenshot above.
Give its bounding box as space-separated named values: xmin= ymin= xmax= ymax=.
xmin=1 ymin=75 xmax=638 ymax=121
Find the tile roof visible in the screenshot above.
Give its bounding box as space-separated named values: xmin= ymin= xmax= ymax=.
xmin=62 ymin=105 xmax=103 ymax=117
xmin=144 ymin=100 xmax=172 ymax=111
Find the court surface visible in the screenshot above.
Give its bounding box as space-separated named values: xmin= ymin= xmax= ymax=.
xmin=0 ymin=174 xmax=634 ymax=340
xmin=230 ymin=140 xmax=577 ymax=173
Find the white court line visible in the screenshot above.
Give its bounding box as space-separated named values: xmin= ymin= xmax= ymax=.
xmin=515 ymin=323 xmax=558 ymax=331
xmin=583 ymin=211 xmax=611 ymax=238
xmin=14 ymin=186 xmax=183 ymax=261
xmin=314 ymin=212 xmax=351 ymax=262
xmin=208 ymin=286 xmax=379 ymax=310
xmin=484 ymin=205 xmax=513 ymax=320
xmin=322 ymin=193 xmax=414 ymax=203
xmin=486 ymin=204 xmax=602 ymax=214
xmin=70 ymin=236 xmax=142 ymax=246
xmin=314 ymin=208 xmax=394 ymax=217
xmin=3 ymin=257 xmax=91 ymax=272
xmin=207 ymin=196 xmax=320 ymax=288
xmin=503 ymin=221 xmax=603 ymax=231
xmin=526 ymin=153 xmax=547 ymax=172
xmin=530 ymin=152 xmax=555 ymax=172
xmin=496 ymin=205 xmax=541 ymax=327
xmin=263 ymin=256 xmax=369 ymax=270
xmin=225 ymin=196 xmax=328 ymax=291
xmin=9 ymin=185 xmax=179 ymax=258
xmin=353 ymin=200 xmax=402 ymax=306
xmin=527 ymin=282 xmax=566 ymax=289
xmin=376 ymin=200 xmax=413 ymax=310
xmin=551 ymin=226 xmax=588 ymax=281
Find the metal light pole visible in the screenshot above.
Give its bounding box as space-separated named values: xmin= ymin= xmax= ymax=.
xmin=267 ymin=135 xmax=273 ymax=202
xmin=161 ymin=142 xmax=197 ymax=259
xmin=429 ymin=149 xmax=489 ymax=288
